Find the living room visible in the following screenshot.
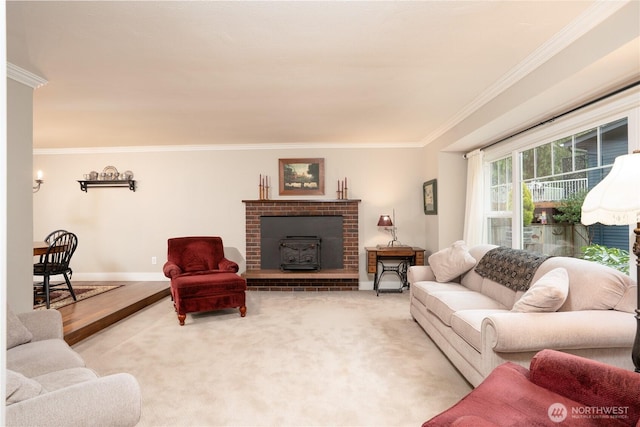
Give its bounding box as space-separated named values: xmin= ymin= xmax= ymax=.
xmin=4 ymin=1 xmax=640 ymax=425
xmin=6 ymin=1 xmax=638 ymax=310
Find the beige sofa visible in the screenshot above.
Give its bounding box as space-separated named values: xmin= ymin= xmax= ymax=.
xmin=408 ymin=243 xmax=637 ymax=387
xmin=6 ymin=307 xmax=141 ymax=426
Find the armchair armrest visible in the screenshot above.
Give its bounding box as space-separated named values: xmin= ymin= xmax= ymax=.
xmin=163 ymin=261 xmax=183 ymax=278
xmin=218 ymin=258 xmax=239 ymax=273
xmin=6 ymin=373 xmax=141 ymax=427
xmin=17 ymin=310 xmax=63 ymax=341
xmin=529 ymin=349 xmax=640 ymax=421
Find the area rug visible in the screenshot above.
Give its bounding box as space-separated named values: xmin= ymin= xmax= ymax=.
xmin=34 ymin=284 xmax=122 ymax=310
xmin=73 ymin=291 xmax=472 ymax=426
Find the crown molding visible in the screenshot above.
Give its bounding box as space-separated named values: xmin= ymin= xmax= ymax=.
xmin=420 ymin=0 xmax=630 ymax=146
xmin=7 ymin=62 xmax=47 ymax=88
xmin=33 ymin=141 xmax=424 ymax=155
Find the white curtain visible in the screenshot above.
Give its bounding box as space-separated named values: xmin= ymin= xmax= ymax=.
xmin=463 ymin=149 xmax=484 ymax=246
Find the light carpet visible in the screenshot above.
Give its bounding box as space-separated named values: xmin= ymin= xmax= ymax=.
xmin=73 ymin=291 xmax=472 ymax=427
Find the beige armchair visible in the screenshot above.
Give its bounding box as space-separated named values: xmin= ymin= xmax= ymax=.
xmin=6 ymin=307 xmax=141 ymax=426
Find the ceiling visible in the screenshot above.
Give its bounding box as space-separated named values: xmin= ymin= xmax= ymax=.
xmin=7 ymin=1 xmax=640 ymax=151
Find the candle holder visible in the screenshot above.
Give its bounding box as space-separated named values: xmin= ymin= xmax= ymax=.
xmin=337 ymin=177 xmax=348 ymax=200
xmin=259 ymin=175 xmax=270 ymax=200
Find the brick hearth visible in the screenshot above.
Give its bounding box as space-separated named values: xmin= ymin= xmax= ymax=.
xmin=242 ymin=199 xmax=360 ymax=291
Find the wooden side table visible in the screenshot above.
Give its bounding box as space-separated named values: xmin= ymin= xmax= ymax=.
xmin=365 ymin=246 xmax=425 ymax=296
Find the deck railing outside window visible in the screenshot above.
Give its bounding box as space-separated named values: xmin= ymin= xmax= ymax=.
xmin=490 ymin=178 xmax=588 ymax=207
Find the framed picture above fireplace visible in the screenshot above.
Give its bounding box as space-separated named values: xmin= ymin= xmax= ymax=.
xmin=279 ymin=158 xmax=325 ymax=196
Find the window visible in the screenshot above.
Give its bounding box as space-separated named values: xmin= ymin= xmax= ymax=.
xmin=487 ymin=157 xmax=512 ymax=247
xmin=486 ymin=117 xmax=631 ymax=258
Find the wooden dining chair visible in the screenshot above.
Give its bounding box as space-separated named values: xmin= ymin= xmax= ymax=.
xmin=33 ymin=231 xmax=78 ymax=309
xmin=38 ymin=229 xmax=68 ymax=263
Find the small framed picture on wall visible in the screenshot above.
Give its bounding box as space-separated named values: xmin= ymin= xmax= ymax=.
xmin=423 ymin=179 xmax=437 ymax=215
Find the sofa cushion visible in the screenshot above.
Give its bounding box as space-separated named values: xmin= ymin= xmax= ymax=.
xmin=172 ymin=272 xmax=247 ymax=297
xmin=6 ymin=369 xmax=45 ymax=405
xmin=428 ymin=241 xmax=477 ymax=282
xmin=615 ymin=285 xmax=637 ymax=313
xmin=7 ymin=339 xmax=85 ymax=377
xmin=7 ymin=306 xmax=33 ymax=350
xmin=33 ymin=367 xmax=98 ymax=392
xmin=427 ymin=291 xmax=507 ymax=326
xmin=460 ymin=245 xmax=498 ymax=292
xmin=451 ymin=310 xmax=508 ymax=352
xmin=533 ymin=256 xmax=635 ymax=312
xmin=511 ymin=268 xmax=569 ymax=313
xmin=412 ymin=281 xmax=471 ymax=307
xmin=480 ymin=278 xmax=519 ymax=309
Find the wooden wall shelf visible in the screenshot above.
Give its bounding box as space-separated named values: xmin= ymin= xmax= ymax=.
xmin=78 ymin=180 xmax=136 ymax=192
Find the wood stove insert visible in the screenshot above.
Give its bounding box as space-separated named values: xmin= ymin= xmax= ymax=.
xmin=280 ymin=236 xmax=321 ymax=270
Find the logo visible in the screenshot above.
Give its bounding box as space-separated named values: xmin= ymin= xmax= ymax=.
xmin=548 ymin=403 xmax=568 ymax=423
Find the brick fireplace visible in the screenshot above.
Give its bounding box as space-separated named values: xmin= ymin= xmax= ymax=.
xmin=243 ymin=199 xmax=360 ymax=291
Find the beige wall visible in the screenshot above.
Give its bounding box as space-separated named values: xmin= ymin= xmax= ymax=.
xmin=7 ymin=79 xmax=35 ymax=313
xmin=436 ymin=152 xmax=467 ymax=250
xmin=31 ymin=146 xmax=440 ymax=294
xmin=418 ymin=138 xmax=468 ymax=257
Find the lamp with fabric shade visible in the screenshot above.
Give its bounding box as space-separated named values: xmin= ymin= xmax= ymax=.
xmin=377 ymin=211 xmax=398 ymax=247
xmin=377 ymin=215 xmax=393 ymax=227
xmin=581 ymin=150 xmax=640 ymax=373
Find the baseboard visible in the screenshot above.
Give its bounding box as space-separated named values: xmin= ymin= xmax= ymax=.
xmin=71 ymin=274 xmax=378 ymax=289
xmin=71 ymin=272 xmax=168 ymax=281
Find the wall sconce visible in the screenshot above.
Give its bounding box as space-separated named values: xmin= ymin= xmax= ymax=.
xmin=33 ymin=170 xmax=44 ymax=193
xmin=377 ymin=209 xmax=399 ymax=247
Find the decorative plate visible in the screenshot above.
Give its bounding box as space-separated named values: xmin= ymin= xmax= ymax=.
xmin=103 ymin=165 xmax=119 ymax=176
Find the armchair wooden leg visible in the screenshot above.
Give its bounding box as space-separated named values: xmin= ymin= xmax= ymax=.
xmin=177 ymin=314 xmax=186 ymax=326
xmin=239 ymin=306 xmax=247 ymax=317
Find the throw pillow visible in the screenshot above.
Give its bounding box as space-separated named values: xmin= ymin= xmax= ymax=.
xmin=6 ymin=369 xmax=45 ymax=405
xmin=428 ymin=241 xmax=477 ymax=283
xmin=7 ymin=306 xmax=33 ymax=350
xmin=511 ymin=267 xmax=569 ymax=313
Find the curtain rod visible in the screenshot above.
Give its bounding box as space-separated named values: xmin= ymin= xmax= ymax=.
xmin=471 ymin=80 xmax=640 ymax=155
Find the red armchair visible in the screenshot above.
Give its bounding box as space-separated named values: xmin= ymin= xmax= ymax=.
xmin=423 ymin=349 xmax=640 ymax=426
xmin=163 ymin=236 xmax=247 ymax=325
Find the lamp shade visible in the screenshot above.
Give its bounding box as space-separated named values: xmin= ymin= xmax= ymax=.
xmin=581 ymin=152 xmax=640 ymax=226
xmin=377 ymin=215 xmax=393 ymax=227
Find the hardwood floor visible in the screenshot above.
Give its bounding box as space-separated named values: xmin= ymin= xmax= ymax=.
xmin=58 ymin=281 xmax=171 ymax=345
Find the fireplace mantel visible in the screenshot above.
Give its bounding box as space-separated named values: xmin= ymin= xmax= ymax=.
xmin=243 ymin=199 xmax=361 ymax=291
xmin=242 ymin=199 xmax=362 ymax=204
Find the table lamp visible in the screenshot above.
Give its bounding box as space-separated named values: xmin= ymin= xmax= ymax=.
xmin=377 ymin=210 xmax=398 ymax=247
xmin=581 ymin=151 xmax=640 ymax=373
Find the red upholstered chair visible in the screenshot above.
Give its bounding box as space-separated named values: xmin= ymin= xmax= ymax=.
xmin=163 ymin=236 xmax=247 ymax=325
xmin=423 ymin=349 xmax=640 ymax=426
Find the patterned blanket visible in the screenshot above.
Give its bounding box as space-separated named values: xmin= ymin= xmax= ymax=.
xmin=474 ymin=247 xmax=551 ymax=292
